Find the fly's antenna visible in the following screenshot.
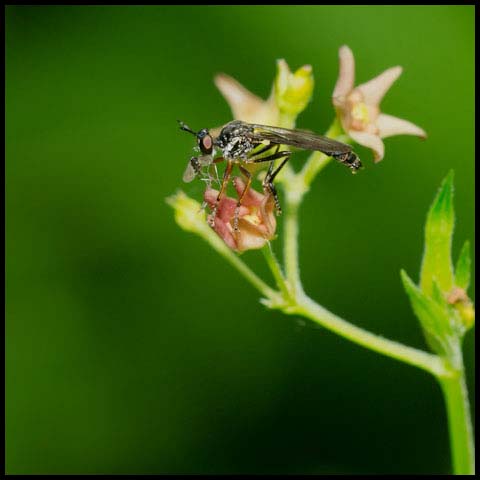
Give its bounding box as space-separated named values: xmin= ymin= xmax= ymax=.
xmin=177 ymin=120 xmax=196 ymax=136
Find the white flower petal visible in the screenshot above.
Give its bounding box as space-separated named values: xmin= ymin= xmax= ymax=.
xmin=332 ymin=45 xmax=355 ymax=107
xmin=214 ymin=73 xmax=265 ymax=121
xmin=348 ymin=130 xmax=385 ymax=162
xmin=356 ymin=66 xmax=402 ymax=107
xmin=377 ymin=113 xmax=427 ymax=139
xmin=214 ymin=73 xmax=278 ymax=124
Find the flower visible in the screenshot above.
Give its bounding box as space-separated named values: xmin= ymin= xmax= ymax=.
xmin=214 ymin=72 xmax=279 ymax=125
xmin=214 ymin=59 xmax=314 ymax=126
xmin=274 ymin=59 xmax=314 ymax=120
xmin=447 ymin=287 xmax=475 ymax=331
xmin=332 ymin=45 xmax=426 ymax=162
xmin=203 ymin=177 xmax=276 ymax=252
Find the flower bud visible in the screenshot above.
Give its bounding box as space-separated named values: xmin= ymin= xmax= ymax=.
xmin=275 ymin=59 xmax=314 ymax=117
xmin=447 ymin=287 xmax=475 ymax=332
xmin=166 ymin=191 xmax=207 ymax=234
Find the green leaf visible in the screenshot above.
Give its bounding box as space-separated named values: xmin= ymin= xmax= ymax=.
xmin=420 ymin=171 xmax=455 ymax=296
xmin=431 ymin=277 xmax=448 ymax=308
xmin=454 ymin=240 xmax=471 ymax=290
xmin=401 ymin=269 xmax=453 ymax=356
xmin=431 ymin=278 xmax=469 ymax=338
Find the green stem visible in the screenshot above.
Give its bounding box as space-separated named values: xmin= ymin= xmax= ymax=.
xmin=283 ymin=193 xmax=303 ymax=296
xmin=166 ymin=192 xmax=278 ymax=302
xmin=260 ymin=244 xmax=448 ymax=376
xmin=172 ymin=108 xmax=475 ymax=473
xmin=281 ymin=118 xmax=345 ymax=301
xmin=218 ymin=245 xmax=279 ymax=301
xmin=262 ymin=244 xmax=292 ymax=300
xmin=439 ymin=355 xmax=475 ymax=474
xmin=293 ymin=294 xmax=448 ymax=377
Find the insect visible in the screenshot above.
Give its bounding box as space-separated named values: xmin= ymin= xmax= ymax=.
xmin=178 ymin=120 xmax=362 ymax=230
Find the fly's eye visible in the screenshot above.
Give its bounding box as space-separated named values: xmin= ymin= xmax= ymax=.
xmin=198 ymin=130 xmax=213 ymax=154
xmin=201 ymin=135 xmax=212 ymax=153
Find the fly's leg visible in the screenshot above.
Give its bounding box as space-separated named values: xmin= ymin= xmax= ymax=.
xmin=249 ymin=144 xmax=279 ymax=164
xmin=251 ymin=150 xmax=292 ymax=215
xmin=251 ymin=149 xmax=290 ymax=165
xmin=200 ymin=156 xmax=225 ymax=212
xmin=209 ymin=159 xmax=233 ymax=227
xmin=264 ymin=155 xmax=291 ymax=215
xmin=233 ymin=166 xmax=252 ymax=232
xmin=250 ymin=142 xmax=274 ymax=157
xmin=206 ymin=156 xmax=224 ymax=189
xmin=212 ymin=156 xmax=225 ymax=187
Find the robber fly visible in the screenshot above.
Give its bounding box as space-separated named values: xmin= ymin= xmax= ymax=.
xmin=178 ymin=119 xmax=361 ymax=230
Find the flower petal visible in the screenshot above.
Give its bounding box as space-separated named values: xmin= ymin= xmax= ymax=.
xmin=214 ymin=73 xmax=277 ymax=124
xmin=235 ymin=219 xmax=270 ymax=252
xmin=275 ymin=59 xmax=314 ymax=116
xmin=377 ymin=113 xmax=427 ymax=139
xmin=356 ymin=66 xmax=402 ymax=107
xmin=348 ymin=130 xmax=385 ymax=162
xmin=258 ymin=194 xmax=276 ymax=237
xmin=204 ymin=180 xmax=277 ymax=252
xmin=204 ymin=187 xmax=249 ymax=222
xmin=332 ymin=45 xmax=355 ymax=107
xmin=213 ymin=216 xmax=238 ymax=250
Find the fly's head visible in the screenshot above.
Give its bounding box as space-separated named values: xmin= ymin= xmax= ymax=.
xmin=178 ymin=120 xmax=214 ymax=156
xmin=178 ymin=120 xmax=215 ymax=182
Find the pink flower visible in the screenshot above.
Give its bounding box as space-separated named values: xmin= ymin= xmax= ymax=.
xmin=333 ymin=45 xmax=427 ymax=162
xmin=204 ymin=177 xmax=276 ymax=252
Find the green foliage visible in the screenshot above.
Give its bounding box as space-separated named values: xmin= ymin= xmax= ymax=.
xmin=454 ymin=241 xmax=471 ymax=291
xmin=6 ymin=5 xmax=474 ymax=475
xmin=401 ymin=270 xmax=453 ymax=356
xmin=402 ymin=172 xmax=474 ymax=358
xmin=420 ymin=170 xmax=455 ymax=296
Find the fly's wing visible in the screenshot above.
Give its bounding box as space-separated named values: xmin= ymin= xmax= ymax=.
xmin=248 ymin=124 xmax=352 ymax=156
xmin=182 ymin=154 xmax=214 ymax=183
xmin=182 ymin=161 xmax=197 ymax=183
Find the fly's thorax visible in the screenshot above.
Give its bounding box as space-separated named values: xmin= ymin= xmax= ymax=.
xmin=222 ymin=136 xmax=255 ymax=160
xmin=215 ymin=121 xmax=255 ymax=160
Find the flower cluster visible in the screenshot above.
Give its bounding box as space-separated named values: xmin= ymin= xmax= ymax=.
xmin=204 ymin=177 xmax=277 ymax=252
xmin=167 ymin=47 xmax=475 ymax=476
xmin=179 ymin=46 xmax=427 ymax=252
xmin=333 ymin=45 xmax=426 ymax=161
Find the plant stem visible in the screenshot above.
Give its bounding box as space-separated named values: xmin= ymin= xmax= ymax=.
xmin=292 ymin=294 xmax=449 ymax=377
xmin=283 ymin=193 xmax=303 ymax=296
xmin=439 ymin=355 xmax=475 ymax=474
xmin=273 ymin=119 xmax=447 ymax=376
xmin=262 ymin=244 xmax=292 ymax=300
xmin=274 ymin=115 xmax=475 ymax=473
xmin=219 ymin=246 xmax=279 ymax=301
xmin=259 ymin=246 xmax=449 ymax=377
xmin=281 ymin=118 xmax=344 ymax=294
xmin=166 ymin=192 xmax=278 ymax=302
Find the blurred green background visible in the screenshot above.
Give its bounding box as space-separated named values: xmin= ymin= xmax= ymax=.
xmin=6 ymin=5 xmax=474 ymax=474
